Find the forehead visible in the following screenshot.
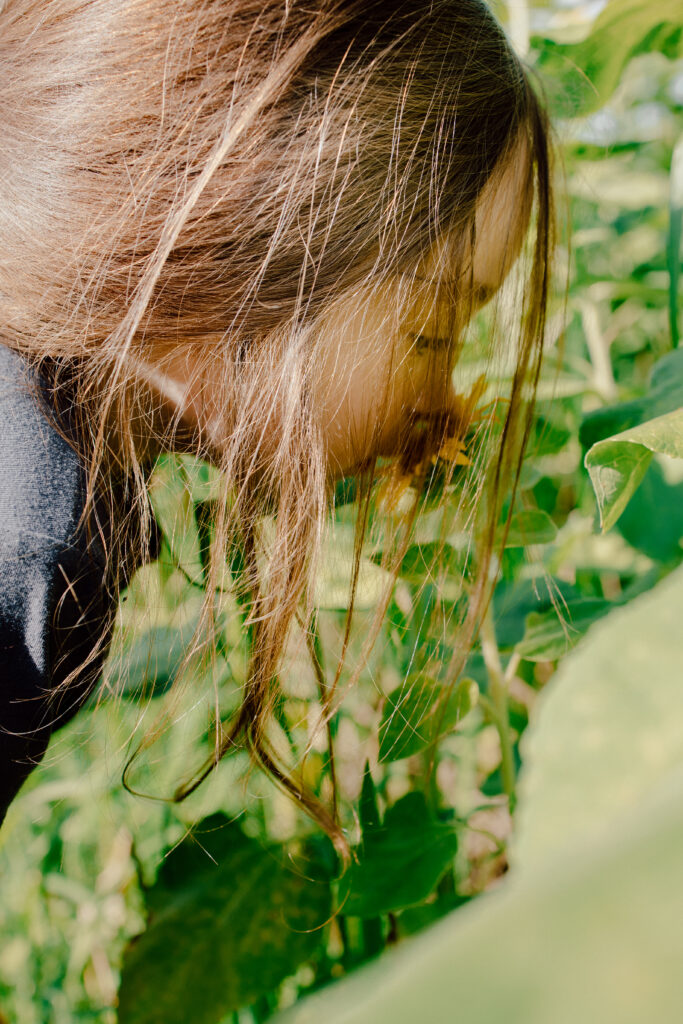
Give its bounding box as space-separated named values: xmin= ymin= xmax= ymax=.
xmin=414 ymin=135 xmax=533 ymax=299
xmin=472 ymin=138 xmax=533 ymax=296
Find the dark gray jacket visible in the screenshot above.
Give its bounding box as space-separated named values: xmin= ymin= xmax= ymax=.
xmin=0 ymin=345 xmax=110 ymax=823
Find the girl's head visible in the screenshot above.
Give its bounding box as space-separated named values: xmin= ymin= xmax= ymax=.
xmin=0 ymin=0 xmax=552 ymax=842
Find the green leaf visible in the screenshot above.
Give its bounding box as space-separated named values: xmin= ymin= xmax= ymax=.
xmin=497 ymin=509 xmax=557 ymax=549
xmin=668 ymin=136 xmax=683 ymax=348
xmin=535 ymin=0 xmax=683 ymax=116
xmin=314 ymin=528 xmax=390 ymax=610
xmin=616 ymin=460 xmax=683 ymax=562
xmin=514 ymin=564 xmax=683 ymax=870
xmin=515 ymin=597 xmax=612 ymax=662
xmin=339 ymin=793 xmax=457 ymax=918
xmin=585 ymin=407 xmax=683 ymax=531
xmin=106 ymin=619 xmax=201 ymax=699
xmin=359 ymin=764 xmax=380 ymax=833
xmin=493 ymin=578 xmax=578 ymax=650
xmin=392 ymin=542 xmax=465 ymax=584
xmin=150 ymin=455 xmax=205 ymax=586
xmin=118 ymin=816 xmax=330 ymax=1024
xmin=275 ymin=775 xmax=683 ymax=1024
xmin=378 ymin=677 xmax=476 ymax=763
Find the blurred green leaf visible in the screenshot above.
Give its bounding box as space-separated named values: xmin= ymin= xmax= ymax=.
xmin=390 ymin=542 xmax=465 ymax=585
xmin=497 ymin=509 xmax=557 ymax=548
xmin=314 ymin=529 xmax=390 ymax=610
xmin=585 ymin=407 xmax=683 ymax=531
xmin=275 ymin=774 xmax=683 ymax=1024
xmin=668 ymin=136 xmax=683 ymax=348
xmin=378 ymin=677 xmax=476 ymax=763
xmin=339 ymin=793 xmax=457 ymax=918
xmin=535 ymin=0 xmax=683 ymax=116
xmin=118 ymin=816 xmax=330 ymax=1024
xmin=515 ymin=597 xmax=613 ymax=661
xmin=105 ymin=619 xmax=201 ymax=699
xmin=150 ymin=455 xmax=205 ymax=586
xmin=515 ymin=563 xmax=683 ymax=869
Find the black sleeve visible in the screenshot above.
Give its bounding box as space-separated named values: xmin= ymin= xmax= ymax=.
xmin=0 ymin=535 xmax=111 ymax=822
xmin=0 ymin=345 xmax=113 ymax=825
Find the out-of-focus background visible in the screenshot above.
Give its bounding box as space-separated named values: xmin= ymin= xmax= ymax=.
xmin=1 ymin=2 xmax=682 ymax=1021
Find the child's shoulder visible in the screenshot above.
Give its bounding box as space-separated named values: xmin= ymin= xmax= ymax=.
xmin=0 ymin=344 xmax=110 ymax=824
xmin=0 ymin=343 xmax=86 ymax=556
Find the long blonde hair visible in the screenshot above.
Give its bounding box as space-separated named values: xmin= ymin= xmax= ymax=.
xmin=0 ymin=0 xmax=553 ymax=852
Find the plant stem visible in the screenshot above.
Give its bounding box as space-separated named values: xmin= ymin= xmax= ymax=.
xmin=480 ymin=610 xmax=517 ymax=812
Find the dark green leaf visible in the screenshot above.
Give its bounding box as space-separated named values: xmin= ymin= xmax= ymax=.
xmin=339 ymin=794 xmax=458 ymax=918
xmin=359 ymin=764 xmax=380 ymax=833
xmin=617 ymin=460 xmax=683 ymax=562
xmin=119 ymin=817 xmax=330 ymax=1024
xmin=579 ymin=347 xmax=683 ymax=451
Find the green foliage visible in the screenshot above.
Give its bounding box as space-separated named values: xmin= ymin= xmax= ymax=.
xmin=273 ymin=566 xmax=683 ymax=1024
xmin=535 ymin=0 xmax=683 ymax=115
xmin=515 ymin=595 xmax=613 ymax=661
xmin=514 ymin=564 xmax=683 ymax=868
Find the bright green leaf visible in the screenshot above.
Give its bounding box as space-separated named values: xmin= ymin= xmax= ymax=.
xmin=378 ymin=677 xmax=476 ymax=763
xmin=535 ymin=0 xmax=683 ymax=116
xmin=585 ymin=407 xmax=683 ymax=531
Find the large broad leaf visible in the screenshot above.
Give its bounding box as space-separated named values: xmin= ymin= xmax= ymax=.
xmin=378 ymin=677 xmax=475 ymax=763
xmin=535 ymin=0 xmax=683 ymax=116
xmin=585 ymin=407 xmax=683 ymax=531
xmin=274 ymin=567 xmax=683 ymax=1024
xmin=514 ymin=563 xmax=683 ymax=870
xmin=338 ymin=793 xmax=457 ymax=919
xmin=275 ymin=775 xmax=683 ymax=1024
xmin=118 ymin=816 xmax=330 ymax=1024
